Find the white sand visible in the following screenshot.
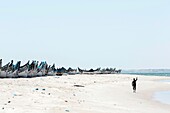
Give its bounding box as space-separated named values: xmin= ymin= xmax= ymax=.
xmin=0 ymin=74 xmax=170 ymax=113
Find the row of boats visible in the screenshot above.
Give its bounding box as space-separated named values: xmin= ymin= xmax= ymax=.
xmin=0 ymin=59 xmax=55 ymax=78
xmin=0 ymin=59 xmax=121 ymax=78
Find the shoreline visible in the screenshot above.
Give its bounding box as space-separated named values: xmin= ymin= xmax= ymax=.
xmin=0 ymin=74 xmax=170 ymax=113
xmin=154 ymin=91 xmax=170 ymax=105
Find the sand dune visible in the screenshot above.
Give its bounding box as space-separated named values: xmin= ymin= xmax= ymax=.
xmin=0 ymin=74 xmax=170 ymax=113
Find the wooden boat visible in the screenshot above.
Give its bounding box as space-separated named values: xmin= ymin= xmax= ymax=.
xmin=6 ymin=61 xmax=21 ymax=78
xmin=27 ymin=61 xmax=38 ymax=77
xmin=0 ymin=59 xmax=10 ymax=78
xmin=37 ymin=61 xmax=48 ymax=76
xmin=18 ymin=61 xmax=30 ymax=78
xmin=47 ymin=64 xmax=56 ymax=76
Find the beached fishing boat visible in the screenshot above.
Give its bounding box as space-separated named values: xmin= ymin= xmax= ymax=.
xmin=56 ymin=67 xmax=67 ymax=76
xmin=0 ymin=59 xmax=10 ymax=78
xmin=47 ymin=64 xmax=56 ymax=76
xmin=27 ymin=61 xmax=38 ymax=77
xmin=18 ymin=61 xmax=30 ymax=78
xmin=37 ymin=61 xmax=48 ymax=76
xmin=6 ymin=61 xmax=21 ymax=78
xmin=67 ymin=67 xmax=78 ymax=75
xmin=78 ymin=67 xmax=101 ymax=74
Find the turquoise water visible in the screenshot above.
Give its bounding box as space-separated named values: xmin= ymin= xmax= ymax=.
xmin=122 ymin=73 xmax=170 ymax=77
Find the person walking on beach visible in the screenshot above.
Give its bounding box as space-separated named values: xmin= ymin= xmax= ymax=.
xmin=132 ymin=77 xmax=138 ymax=93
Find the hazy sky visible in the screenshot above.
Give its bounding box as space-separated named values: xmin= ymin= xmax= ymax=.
xmin=0 ymin=0 xmax=170 ymax=69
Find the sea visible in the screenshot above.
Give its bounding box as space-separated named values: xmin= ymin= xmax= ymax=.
xmin=122 ymin=72 xmax=170 ymax=77
xmin=122 ymin=69 xmax=170 ymax=77
xmin=122 ymin=70 xmax=170 ymax=105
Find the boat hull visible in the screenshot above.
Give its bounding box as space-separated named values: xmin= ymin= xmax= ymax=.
xmin=0 ymin=71 xmax=7 ymax=78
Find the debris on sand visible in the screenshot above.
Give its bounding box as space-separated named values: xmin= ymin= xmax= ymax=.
xmin=13 ymin=92 xmax=22 ymax=96
xmin=65 ymin=100 xmax=68 ymax=102
xmin=74 ymin=85 xmax=85 ymax=87
xmin=65 ymin=109 xmax=70 ymax=112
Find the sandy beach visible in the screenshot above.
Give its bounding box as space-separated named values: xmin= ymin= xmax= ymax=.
xmin=0 ymin=74 xmax=170 ymax=113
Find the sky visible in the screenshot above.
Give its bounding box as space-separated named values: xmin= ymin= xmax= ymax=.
xmin=0 ymin=0 xmax=170 ymax=69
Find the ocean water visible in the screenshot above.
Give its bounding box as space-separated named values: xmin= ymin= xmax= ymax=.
xmin=153 ymin=80 xmax=170 ymax=105
xmin=154 ymin=91 xmax=170 ymax=105
xmin=122 ymin=73 xmax=170 ymax=77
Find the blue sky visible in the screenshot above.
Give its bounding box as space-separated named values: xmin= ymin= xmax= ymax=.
xmin=0 ymin=0 xmax=170 ymax=69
